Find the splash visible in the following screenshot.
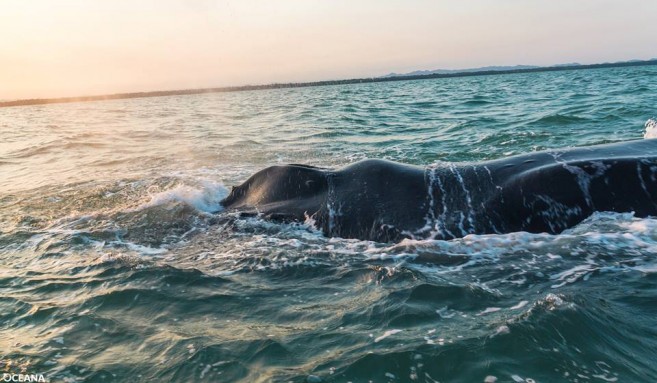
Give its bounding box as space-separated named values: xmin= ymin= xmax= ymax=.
xmin=644 ymin=118 xmax=657 ymax=139
xmin=138 ymin=180 xmax=228 ymax=213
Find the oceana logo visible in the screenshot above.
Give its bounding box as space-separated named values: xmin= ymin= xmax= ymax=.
xmin=1 ymin=373 xmax=47 ymax=382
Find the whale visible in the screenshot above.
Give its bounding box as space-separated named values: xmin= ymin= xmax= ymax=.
xmin=220 ymin=139 xmax=657 ymax=242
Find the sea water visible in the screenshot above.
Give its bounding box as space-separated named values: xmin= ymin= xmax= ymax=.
xmin=1 ymin=66 xmax=657 ymax=382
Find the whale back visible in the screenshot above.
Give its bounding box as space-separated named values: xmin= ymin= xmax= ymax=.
xmin=221 ymin=139 xmax=657 ymax=242
xmin=321 ymin=159 xmax=428 ymax=241
xmin=221 ymin=164 xmax=328 ymax=221
xmin=490 ymin=156 xmax=657 ymax=234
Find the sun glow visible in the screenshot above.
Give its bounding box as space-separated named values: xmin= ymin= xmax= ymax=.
xmin=1 ymin=0 xmax=656 ymax=100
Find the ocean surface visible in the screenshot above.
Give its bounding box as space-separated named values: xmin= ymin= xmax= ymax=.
xmin=1 ymin=66 xmax=657 ymax=383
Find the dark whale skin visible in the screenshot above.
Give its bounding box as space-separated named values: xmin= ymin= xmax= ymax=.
xmin=221 ymin=139 xmax=657 ymax=242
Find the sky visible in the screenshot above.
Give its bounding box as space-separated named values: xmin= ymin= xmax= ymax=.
xmin=1 ymin=0 xmax=656 ymax=100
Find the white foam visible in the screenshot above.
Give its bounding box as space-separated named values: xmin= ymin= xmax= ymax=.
xmin=550 ymin=264 xmax=595 ymax=288
xmin=374 ymin=329 xmax=402 ymax=343
xmin=477 ymin=307 xmax=501 ymax=316
xmin=121 ymin=241 xmax=168 ymax=255
xmin=493 ymin=325 xmax=510 ymax=336
xmin=139 ymin=180 xmax=228 ymax=213
xmin=177 ymin=208 xmax=657 ymax=279
xmin=535 ymin=293 xmax=568 ymax=311
xmin=199 ymin=364 xmax=211 ymax=379
xmin=634 ymin=264 xmax=657 ymax=273
xmin=509 ymin=300 xmax=529 ymax=310
xmin=361 ymin=212 xmax=657 ymax=279
xmin=644 ymin=118 xmax=657 ymax=139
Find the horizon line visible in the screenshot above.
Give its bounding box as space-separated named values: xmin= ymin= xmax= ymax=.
xmin=2 ymin=59 xmax=657 ymax=109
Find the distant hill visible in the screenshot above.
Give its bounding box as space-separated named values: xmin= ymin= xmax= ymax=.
xmin=382 ymin=65 xmax=542 ymax=78
xmin=380 ymin=59 xmax=653 ymax=78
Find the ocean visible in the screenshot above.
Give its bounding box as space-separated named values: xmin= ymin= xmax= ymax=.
xmin=1 ymin=65 xmax=657 ymax=382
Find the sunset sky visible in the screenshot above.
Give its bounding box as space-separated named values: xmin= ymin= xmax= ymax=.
xmin=2 ymin=0 xmax=656 ymax=100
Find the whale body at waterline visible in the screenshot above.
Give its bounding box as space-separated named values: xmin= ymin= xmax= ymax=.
xmin=220 ymin=139 xmax=657 ymax=242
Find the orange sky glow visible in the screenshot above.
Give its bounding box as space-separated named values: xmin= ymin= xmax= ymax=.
xmin=1 ymin=0 xmax=656 ymax=100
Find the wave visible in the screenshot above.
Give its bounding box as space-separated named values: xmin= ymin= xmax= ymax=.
xmin=0 ymin=177 xmax=229 ymax=258
xmin=530 ymin=113 xmax=588 ymax=125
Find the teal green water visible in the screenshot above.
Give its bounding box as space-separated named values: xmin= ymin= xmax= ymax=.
xmin=1 ymin=66 xmax=657 ymax=382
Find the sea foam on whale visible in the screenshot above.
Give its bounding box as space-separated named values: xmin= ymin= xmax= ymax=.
xmin=644 ymin=118 xmax=657 ymax=139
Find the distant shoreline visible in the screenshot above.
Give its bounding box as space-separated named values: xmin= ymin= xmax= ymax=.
xmin=3 ymin=59 xmax=657 ymax=108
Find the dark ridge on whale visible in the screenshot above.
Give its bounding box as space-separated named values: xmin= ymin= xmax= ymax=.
xmin=221 ymin=139 xmax=657 ymax=242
